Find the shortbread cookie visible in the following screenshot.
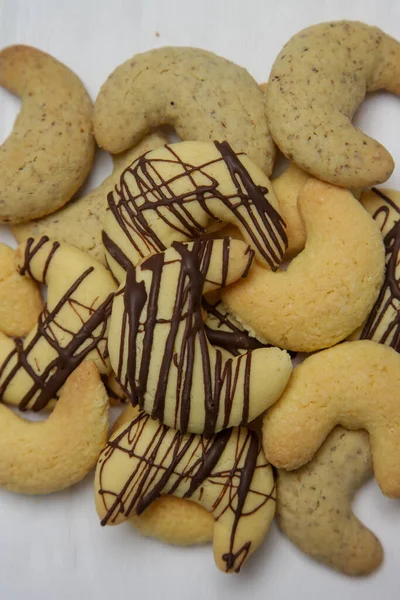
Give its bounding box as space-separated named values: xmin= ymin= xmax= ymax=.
xmin=108 ymin=238 xmax=292 ymax=436
xmin=0 ymin=237 xmax=116 ymax=411
xmin=95 ymin=410 xmax=276 ymax=573
xmin=113 ymin=404 xmax=213 ymax=545
xmin=277 ymin=427 xmax=383 ymax=576
xmin=266 ymin=21 xmax=400 ymax=187
xmin=271 ymin=164 xmax=309 ymax=257
xmin=350 ymin=188 xmax=400 ymax=350
xmin=94 ymin=46 xmax=275 ymax=173
xmin=0 ymin=361 xmax=109 ymax=495
xmin=263 ymin=340 xmax=400 ymax=498
xmin=103 ymin=141 xmax=287 ymax=282
xmin=222 ymin=179 xmax=384 ymax=352
xmin=0 ymin=242 xmax=43 ymax=337
xmin=0 ymin=45 xmax=94 ymax=223
xmin=12 ymin=132 xmax=168 ymax=264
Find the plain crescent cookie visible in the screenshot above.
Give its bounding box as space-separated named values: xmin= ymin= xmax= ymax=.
xmin=0 ymin=45 xmax=94 ymax=223
xmin=222 ymin=179 xmax=385 ymax=352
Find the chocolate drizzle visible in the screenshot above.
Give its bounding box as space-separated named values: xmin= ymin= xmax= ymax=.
xmin=0 ymin=237 xmax=114 ymax=411
xmin=96 ymin=410 xmax=275 ymax=573
xmin=114 ymin=238 xmax=261 ymax=437
xmin=103 ymin=141 xmax=287 ymax=275
xmin=359 ymin=189 xmax=400 ymax=350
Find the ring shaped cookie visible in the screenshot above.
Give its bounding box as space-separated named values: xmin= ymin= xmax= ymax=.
xmin=95 ymin=410 xmax=276 ymax=573
xmin=263 ymin=340 xmax=400 ymax=498
xmin=93 ymin=46 xmax=275 ymax=174
xmin=108 ymin=238 xmax=292 ymax=436
xmin=0 ymin=45 xmax=95 ymax=223
xmin=266 ymin=21 xmax=400 ymax=188
xmin=222 ymin=179 xmax=385 ymax=352
xmin=350 ymin=188 xmax=400 ymax=350
xmin=12 ymin=132 xmax=169 ymax=265
xmin=277 ymin=427 xmax=383 ymax=576
xmin=0 ymin=361 xmax=109 ymax=495
xmin=0 ymin=237 xmax=116 ymax=411
xmin=102 ymin=140 xmax=287 ymax=283
xmin=0 ymin=242 xmax=43 ymax=337
xmin=112 ymin=405 xmax=213 ymax=546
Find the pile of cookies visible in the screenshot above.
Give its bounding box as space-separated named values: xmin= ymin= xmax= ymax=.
xmin=0 ymin=19 xmax=399 ymax=577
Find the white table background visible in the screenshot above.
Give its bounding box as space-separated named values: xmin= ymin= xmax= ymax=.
xmin=0 ymin=0 xmax=399 ymax=598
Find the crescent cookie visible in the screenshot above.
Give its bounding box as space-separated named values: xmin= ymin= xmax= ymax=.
xmin=0 ymin=237 xmax=116 ymax=411
xmin=108 ymin=238 xmax=292 ymax=436
xmin=277 ymin=427 xmax=383 ymax=576
xmin=266 ymin=21 xmax=400 ymax=187
xmin=12 ymin=132 xmax=168 ymax=264
xmin=95 ymin=410 xmax=276 ymax=573
xmin=93 ymin=46 xmax=275 ymax=174
xmin=0 ymin=45 xmax=95 ymax=223
xmin=263 ymin=340 xmax=400 ymax=498
xmin=102 ymin=140 xmax=287 ymax=283
xmin=0 ymin=242 xmax=43 ymax=337
xmin=0 ymin=361 xmax=109 ymax=495
xmin=349 ymin=188 xmax=400 ymax=350
xmin=222 ymin=179 xmax=385 ymax=352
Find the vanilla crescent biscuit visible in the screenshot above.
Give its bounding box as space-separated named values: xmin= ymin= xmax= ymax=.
xmin=102 ymin=140 xmax=287 ymax=283
xmin=0 ymin=237 xmax=116 ymax=411
xmin=95 ymin=409 xmax=276 ymax=573
xmin=263 ymin=340 xmax=400 ymax=498
xmin=266 ymin=21 xmax=400 ymax=188
xmin=0 ymin=242 xmax=43 ymax=337
xmin=93 ymin=46 xmax=275 ymax=174
xmin=0 ymin=45 xmax=95 ymax=223
xmin=0 ymin=361 xmax=109 ymax=495
xmin=222 ymin=179 xmax=385 ymax=352
xmin=108 ymin=238 xmax=292 ymax=436
xmin=12 ymin=132 xmax=168 ymax=264
xmin=350 ymin=188 xmax=400 ymax=350
xmin=277 ymin=427 xmax=383 ymax=576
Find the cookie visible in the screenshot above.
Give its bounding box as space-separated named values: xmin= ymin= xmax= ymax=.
xmin=350 ymin=188 xmax=400 ymax=350
xmin=222 ymin=179 xmax=385 ymax=352
xmin=102 ymin=140 xmax=287 ymax=282
xmin=12 ymin=132 xmax=168 ymax=264
xmin=266 ymin=21 xmax=400 ymax=187
xmin=108 ymin=238 xmax=292 ymax=436
xmin=93 ymin=46 xmax=275 ymax=174
xmin=0 ymin=236 xmax=116 ymax=411
xmin=263 ymin=340 xmax=400 ymax=498
xmin=0 ymin=45 xmax=94 ymax=224
xmin=0 ymin=361 xmax=109 ymax=495
xmin=95 ymin=409 xmax=276 ymax=573
xmin=271 ymin=163 xmax=309 ymax=257
xmin=0 ymin=242 xmax=43 ymax=337
xmin=277 ymin=427 xmax=383 ymax=576
xmin=113 ymin=404 xmax=213 ymax=545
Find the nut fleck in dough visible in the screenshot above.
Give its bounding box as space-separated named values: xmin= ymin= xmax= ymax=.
xmin=12 ymin=132 xmax=168 ymax=264
xmin=222 ymin=179 xmax=385 ymax=352
xmin=0 ymin=361 xmax=109 ymax=495
xmin=0 ymin=45 xmax=95 ymax=224
xmin=266 ymin=21 xmax=400 ymax=188
xmin=94 ymin=47 xmax=275 ymax=174
xmin=277 ymin=427 xmax=383 ymax=576
xmin=95 ymin=410 xmax=276 ymax=573
xmin=0 ymin=242 xmax=43 ymax=336
xmin=108 ymin=238 xmax=292 ymax=436
xmin=103 ymin=141 xmax=287 ymax=283
xmin=0 ymin=237 xmax=116 ymax=411
xmin=114 ymin=404 xmax=213 ymax=546
xmin=349 ymin=187 xmax=400 ymax=350
xmin=263 ymin=340 xmax=400 ymax=498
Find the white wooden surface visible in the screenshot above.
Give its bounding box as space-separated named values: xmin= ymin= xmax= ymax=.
xmin=0 ymin=0 xmax=399 ymax=598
